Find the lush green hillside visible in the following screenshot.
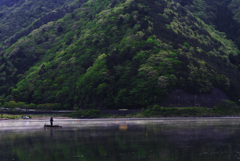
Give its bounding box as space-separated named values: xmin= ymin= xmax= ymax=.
xmin=0 ymin=0 xmax=86 ymax=50
xmin=229 ymin=0 xmax=240 ymax=23
xmin=1 ymin=0 xmax=240 ymax=109
xmin=175 ymin=0 xmax=240 ymax=48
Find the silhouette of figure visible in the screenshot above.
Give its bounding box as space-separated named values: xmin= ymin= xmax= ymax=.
xmin=50 ymin=117 xmax=53 ymax=126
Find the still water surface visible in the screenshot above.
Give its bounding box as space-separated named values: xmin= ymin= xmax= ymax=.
xmin=0 ymin=118 xmax=240 ymax=161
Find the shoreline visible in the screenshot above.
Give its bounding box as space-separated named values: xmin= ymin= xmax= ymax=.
xmin=2 ymin=116 xmax=240 ymax=121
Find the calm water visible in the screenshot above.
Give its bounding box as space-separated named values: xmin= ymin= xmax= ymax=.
xmin=1 ymin=118 xmax=240 ymax=161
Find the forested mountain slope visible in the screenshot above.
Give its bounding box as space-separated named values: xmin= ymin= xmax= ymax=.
xmin=175 ymin=0 xmax=240 ymax=48
xmin=1 ymin=0 xmax=240 ymax=109
xmin=0 ymin=0 xmax=86 ymax=50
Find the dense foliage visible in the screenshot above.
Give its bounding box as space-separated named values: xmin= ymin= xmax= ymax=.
xmin=1 ymin=0 xmax=240 ymax=109
xmin=141 ymin=100 xmax=238 ymax=117
xmin=176 ymin=0 xmax=240 ymax=54
xmin=0 ymin=0 xmax=86 ymax=50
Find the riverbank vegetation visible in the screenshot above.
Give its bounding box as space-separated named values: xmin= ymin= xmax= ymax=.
xmin=138 ymin=100 xmax=240 ymax=117
xmin=0 ymin=114 xmax=31 ymax=119
xmin=0 ymin=113 xmax=69 ymax=119
xmin=0 ymin=101 xmax=63 ymax=110
xmin=0 ymin=100 xmax=238 ymax=118
xmin=0 ymin=99 xmax=238 ymax=118
xmin=67 ymin=100 xmax=240 ymax=118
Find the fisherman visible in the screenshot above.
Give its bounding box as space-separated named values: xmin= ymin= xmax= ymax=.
xmin=50 ymin=117 xmax=53 ymax=126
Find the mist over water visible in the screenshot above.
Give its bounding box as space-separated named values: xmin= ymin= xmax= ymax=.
xmin=0 ymin=118 xmax=240 ymax=161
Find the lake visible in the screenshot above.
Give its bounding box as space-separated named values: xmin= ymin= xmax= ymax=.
xmin=0 ymin=118 xmax=240 ymax=161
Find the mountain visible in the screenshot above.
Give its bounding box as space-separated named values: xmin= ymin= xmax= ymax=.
xmin=1 ymin=0 xmax=240 ymax=109
xmin=0 ymin=0 xmax=86 ymax=50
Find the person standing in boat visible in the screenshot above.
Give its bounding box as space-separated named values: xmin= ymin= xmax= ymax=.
xmin=50 ymin=117 xmax=53 ymax=126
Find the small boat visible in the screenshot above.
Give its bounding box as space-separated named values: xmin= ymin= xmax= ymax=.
xmin=44 ymin=124 xmax=62 ymax=128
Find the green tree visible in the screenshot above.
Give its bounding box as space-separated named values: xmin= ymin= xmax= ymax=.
xmin=11 ymin=89 xmax=20 ymax=98
xmin=46 ymin=103 xmax=53 ymax=111
xmin=30 ymin=103 xmax=35 ymax=110
xmin=8 ymin=101 xmax=18 ymax=110
xmin=3 ymin=102 xmax=9 ymax=108
xmin=17 ymin=102 xmax=26 ymax=109
xmin=114 ymin=89 xmax=129 ymax=108
xmin=183 ymin=42 xmax=190 ymax=48
xmin=52 ymin=103 xmax=61 ymax=110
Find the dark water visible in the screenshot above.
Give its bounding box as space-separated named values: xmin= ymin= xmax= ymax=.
xmin=1 ymin=118 xmax=240 ymax=161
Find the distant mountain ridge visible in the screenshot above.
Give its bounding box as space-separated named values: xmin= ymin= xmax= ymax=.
xmin=0 ymin=0 xmax=240 ymax=109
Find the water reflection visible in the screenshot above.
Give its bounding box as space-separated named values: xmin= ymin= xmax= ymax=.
xmin=0 ymin=118 xmax=240 ymax=160
xmin=50 ymin=129 xmax=53 ymax=138
xmin=119 ymin=124 xmax=128 ymax=131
